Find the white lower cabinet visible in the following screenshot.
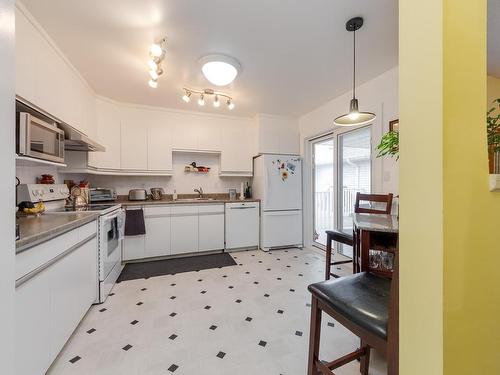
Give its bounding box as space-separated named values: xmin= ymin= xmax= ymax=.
xmin=15 ymin=223 xmax=98 ymax=375
xmin=171 ymin=205 xmax=199 ymax=255
xmin=199 ymin=205 xmax=225 ymax=252
xmin=123 ymin=235 xmax=145 ymax=261
xmin=50 ymin=237 xmax=97 ymax=357
xmin=15 ymin=267 xmax=51 ymax=375
xmin=144 ymin=206 xmax=171 ymax=258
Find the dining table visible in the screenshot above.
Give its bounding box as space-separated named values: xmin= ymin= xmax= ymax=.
xmin=352 ymin=213 xmax=399 ymax=275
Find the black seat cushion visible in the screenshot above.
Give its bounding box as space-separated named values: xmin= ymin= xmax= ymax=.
xmin=308 ymin=273 xmax=390 ymax=339
xmin=326 ymin=230 xmax=354 ymax=246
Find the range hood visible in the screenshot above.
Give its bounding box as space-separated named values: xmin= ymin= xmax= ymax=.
xmin=59 ymin=123 xmax=105 ymax=152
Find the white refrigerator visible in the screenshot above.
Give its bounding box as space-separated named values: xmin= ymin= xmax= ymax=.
xmin=253 ymin=154 xmax=303 ymax=251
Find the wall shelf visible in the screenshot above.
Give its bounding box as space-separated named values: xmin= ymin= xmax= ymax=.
xmin=219 ymin=172 xmax=253 ymax=177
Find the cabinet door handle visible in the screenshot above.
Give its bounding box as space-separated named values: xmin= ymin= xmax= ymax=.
xmin=15 ymin=233 xmax=96 ymax=288
xmin=229 ymin=207 xmax=256 ymax=209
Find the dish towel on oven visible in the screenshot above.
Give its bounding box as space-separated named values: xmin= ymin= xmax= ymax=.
xmin=124 ymin=208 xmax=146 ymax=236
xmin=117 ymin=209 xmax=126 ymax=240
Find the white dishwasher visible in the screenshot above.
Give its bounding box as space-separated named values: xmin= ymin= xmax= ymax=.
xmin=225 ymin=202 xmax=260 ymax=251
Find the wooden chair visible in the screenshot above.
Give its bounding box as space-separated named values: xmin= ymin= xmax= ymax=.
xmin=325 ymin=193 xmax=393 ymax=279
xmin=308 ymin=242 xmax=399 ymax=375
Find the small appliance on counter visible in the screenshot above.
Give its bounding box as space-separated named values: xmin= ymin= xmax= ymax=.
xmin=90 ymin=188 xmax=117 ymax=203
xmin=150 ymin=187 xmax=165 ymax=200
xmin=128 ymin=189 xmax=148 ymax=201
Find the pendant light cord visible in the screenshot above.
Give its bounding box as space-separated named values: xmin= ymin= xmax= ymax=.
xmin=353 ymin=26 xmax=356 ymax=100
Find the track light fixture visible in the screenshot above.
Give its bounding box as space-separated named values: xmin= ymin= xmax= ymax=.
xmin=198 ymin=93 xmax=205 ymax=106
xmin=182 ymin=88 xmax=235 ymax=110
xmin=147 ymin=37 xmax=167 ymax=88
xmin=182 ymin=91 xmax=192 ymax=103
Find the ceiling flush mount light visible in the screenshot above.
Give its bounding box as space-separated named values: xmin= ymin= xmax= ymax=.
xmin=200 ymin=54 xmax=241 ymax=86
xmin=182 ymin=88 xmax=234 ymax=110
xmin=333 ymin=17 xmax=376 ymax=127
xmin=147 ymin=37 xmax=167 ymax=88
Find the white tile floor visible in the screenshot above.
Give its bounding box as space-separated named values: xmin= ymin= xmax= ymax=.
xmin=47 ymin=248 xmax=386 ymax=375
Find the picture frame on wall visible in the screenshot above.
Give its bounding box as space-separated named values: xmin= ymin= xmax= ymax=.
xmin=389 ymin=119 xmax=399 ymax=132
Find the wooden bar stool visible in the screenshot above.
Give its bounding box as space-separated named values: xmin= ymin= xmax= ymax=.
xmin=309 ymin=243 xmax=399 ymax=374
xmin=325 ymin=193 xmax=393 ymax=279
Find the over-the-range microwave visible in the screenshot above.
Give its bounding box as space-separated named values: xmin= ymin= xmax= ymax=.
xmin=16 ymin=112 xmax=65 ymax=164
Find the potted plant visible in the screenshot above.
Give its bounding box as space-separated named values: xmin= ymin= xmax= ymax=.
xmin=487 ymin=98 xmax=500 ymax=174
xmin=376 ymin=130 xmax=399 ymax=160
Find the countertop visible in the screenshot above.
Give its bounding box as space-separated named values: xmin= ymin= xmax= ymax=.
xmin=16 ymin=212 xmax=98 ymax=253
xmin=352 ymin=213 xmax=399 ymax=233
xmin=117 ymin=195 xmax=260 ymax=206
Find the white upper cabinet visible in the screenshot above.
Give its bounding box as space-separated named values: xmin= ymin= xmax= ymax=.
xmin=172 ymin=120 xmax=198 ymax=150
xmin=220 ymin=119 xmax=255 ymax=173
xmin=15 ymin=7 xmax=96 ymax=137
xmin=147 ymin=112 xmax=173 ymax=171
xmin=172 ymin=115 xmax=220 ymax=151
xmin=120 ymin=108 xmax=148 ymax=170
xmin=88 ymin=99 xmax=121 ymax=170
xmin=256 ymin=114 xmax=300 ymax=155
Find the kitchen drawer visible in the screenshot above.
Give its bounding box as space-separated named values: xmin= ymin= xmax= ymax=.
xmin=171 ymin=205 xmax=199 ymax=216
xmin=144 ymin=205 xmax=172 ymax=217
xmin=78 ymin=220 xmax=97 ymax=240
xmin=16 ymin=228 xmax=79 ymax=280
xmin=198 ymin=204 xmax=225 ymax=214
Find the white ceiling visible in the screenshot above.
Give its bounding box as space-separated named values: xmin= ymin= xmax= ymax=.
xmin=489 ymin=0 xmax=500 ymax=78
xmin=20 ymin=0 xmax=398 ymax=117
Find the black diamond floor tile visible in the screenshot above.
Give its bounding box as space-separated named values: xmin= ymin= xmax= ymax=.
xmin=168 ymin=364 xmax=179 ymax=372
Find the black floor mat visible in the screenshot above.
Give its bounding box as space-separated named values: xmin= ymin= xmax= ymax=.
xmin=117 ymin=252 xmax=237 ymax=282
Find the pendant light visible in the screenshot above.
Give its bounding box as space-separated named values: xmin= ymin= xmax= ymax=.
xmin=333 ymin=17 xmax=376 ymax=127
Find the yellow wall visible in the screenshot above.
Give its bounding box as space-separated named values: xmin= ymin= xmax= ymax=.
xmin=401 ymin=0 xmax=500 ymax=374
xmin=488 ymin=75 xmax=500 ymax=107
xmin=443 ymin=1 xmax=500 ymax=373
xmin=399 ymin=0 xmax=443 ymax=373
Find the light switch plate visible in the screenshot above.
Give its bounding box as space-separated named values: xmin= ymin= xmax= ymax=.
xmin=489 ymin=174 xmax=500 ymax=192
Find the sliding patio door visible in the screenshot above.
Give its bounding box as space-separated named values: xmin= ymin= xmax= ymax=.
xmin=337 ymin=126 xmax=371 ymax=257
xmin=312 ymin=135 xmax=334 ymax=247
xmin=310 ymin=126 xmax=372 ymax=254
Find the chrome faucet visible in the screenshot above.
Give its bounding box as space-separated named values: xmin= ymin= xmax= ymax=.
xmin=194 ymin=187 xmax=204 ymax=198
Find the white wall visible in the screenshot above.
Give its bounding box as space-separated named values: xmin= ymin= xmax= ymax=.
xmin=74 ymin=152 xmax=250 ymax=196
xmin=0 ymin=1 xmax=15 ymax=373
xmin=16 ymin=164 xmax=62 ymax=184
xmin=299 ymin=67 xmax=399 ymax=247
